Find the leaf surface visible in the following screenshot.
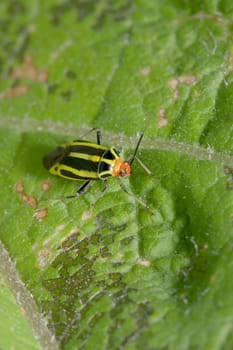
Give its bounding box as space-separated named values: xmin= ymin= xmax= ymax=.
xmin=0 ymin=1 xmax=233 ymax=349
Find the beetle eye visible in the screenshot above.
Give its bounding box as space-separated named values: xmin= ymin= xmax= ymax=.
xmin=119 ymin=161 xmax=131 ymax=177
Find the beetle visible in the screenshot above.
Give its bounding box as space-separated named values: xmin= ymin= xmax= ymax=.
xmin=43 ymin=129 xmax=153 ymax=209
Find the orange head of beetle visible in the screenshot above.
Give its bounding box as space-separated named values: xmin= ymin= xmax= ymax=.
xmin=112 ymin=158 xmax=131 ymax=177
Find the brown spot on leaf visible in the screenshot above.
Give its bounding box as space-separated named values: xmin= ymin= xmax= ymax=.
xmin=40 ymin=180 xmax=52 ymax=192
xmin=33 ymin=208 xmax=48 ymax=221
xmin=157 ymin=108 xmax=168 ymax=128
xmin=168 ymin=74 xmax=197 ymax=100
xmin=2 ymin=85 xmax=29 ymax=98
xmin=14 ymin=181 xmax=25 ymax=194
xmin=2 ymin=56 xmax=48 ymax=99
xmin=139 ymin=66 xmax=152 ymax=76
xmin=11 ymin=56 xmax=48 ymax=83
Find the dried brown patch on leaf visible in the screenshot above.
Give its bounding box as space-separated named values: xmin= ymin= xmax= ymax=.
xmin=139 ymin=66 xmax=152 ymax=77
xmin=33 ymin=208 xmax=48 ymax=221
xmin=1 ymin=56 xmax=48 ymax=99
xmin=14 ymin=180 xmax=49 ymax=220
xmin=11 ymin=56 xmax=48 ymax=83
xmin=168 ymin=74 xmax=197 ymax=100
xmin=157 ymin=108 xmax=168 ymax=128
xmin=1 ymin=85 xmax=29 ymax=98
xmin=14 ymin=180 xmax=38 ymax=208
xmin=40 ymin=180 xmax=52 ymax=192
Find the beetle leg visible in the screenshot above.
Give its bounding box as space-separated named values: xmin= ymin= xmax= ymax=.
xmin=102 ymin=180 xmax=108 ymax=192
xmin=116 ymin=177 xmax=154 ymax=213
xmin=134 ymin=155 xmax=154 ymax=176
xmin=65 ymin=180 xmax=91 ymax=198
xmin=97 ymin=129 xmax=102 ymax=145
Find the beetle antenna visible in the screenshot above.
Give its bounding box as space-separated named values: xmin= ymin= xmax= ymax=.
xmin=130 ymin=115 xmax=153 ymax=165
xmin=130 ymin=133 xmax=144 ymax=165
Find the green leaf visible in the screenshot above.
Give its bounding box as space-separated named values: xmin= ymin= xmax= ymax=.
xmin=1 ymin=1 xmax=233 ymax=349
xmin=0 ymin=270 xmax=40 ymax=350
xmin=0 ymin=242 xmax=59 ymax=349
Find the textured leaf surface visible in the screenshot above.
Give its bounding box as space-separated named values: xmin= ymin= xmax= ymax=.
xmin=0 ymin=271 xmax=39 ymax=350
xmin=0 ymin=1 xmax=233 ymax=349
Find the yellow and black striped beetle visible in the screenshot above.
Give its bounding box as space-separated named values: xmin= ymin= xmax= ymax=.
xmin=43 ymin=129 xmax=152 ymax=209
